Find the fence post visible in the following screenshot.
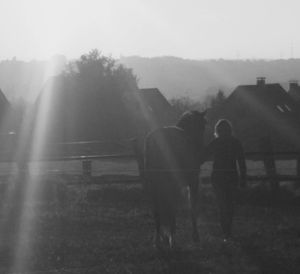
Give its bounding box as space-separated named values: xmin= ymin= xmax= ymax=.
xmin=131 ymin=138 xmax=144 ymax=180
xmin=259 ymin=136 xmax=279 ymax=192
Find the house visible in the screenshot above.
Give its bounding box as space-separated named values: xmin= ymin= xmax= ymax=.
xmin=217 ymin=77 xmax=300 ymax=151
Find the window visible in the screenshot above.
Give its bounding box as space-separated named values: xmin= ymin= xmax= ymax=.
xmin=284 ymin=104 xmax=291 ymax=112
xmin=276 ymin=105 xmax=284 ymax=112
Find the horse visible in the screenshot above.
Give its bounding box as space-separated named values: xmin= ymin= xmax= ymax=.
xmin=144 ymin=110 xmax=207 ymax=248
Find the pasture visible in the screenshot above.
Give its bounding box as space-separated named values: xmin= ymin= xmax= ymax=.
xmin=0 ymin=159 xmax=299 ymax=273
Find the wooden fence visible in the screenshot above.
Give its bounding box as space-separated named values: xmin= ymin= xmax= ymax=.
xmin=0 ymin=136 xmax=300 ymax=190
xmin=245 ymin=151 xmax=300 ymax=191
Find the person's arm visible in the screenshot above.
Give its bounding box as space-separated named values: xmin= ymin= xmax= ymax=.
xmin=236 ymin=140 xmax=247 ymax=187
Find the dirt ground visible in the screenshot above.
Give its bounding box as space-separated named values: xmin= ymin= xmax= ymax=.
xmin=0 ymin=174 xmax=299 ymax=274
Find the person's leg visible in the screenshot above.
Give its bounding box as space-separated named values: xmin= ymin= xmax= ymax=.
xmin=220 ymin=191 xmax=230 ymax=238
xmin=190 ymin=177 xmax=200 ymax=242
xmin=223 ymin=189 xmax=233 ymax=239
xmin=212 ymin=180 xmax=228 ymax=238
xmin=223 ymin=183 xmax=237 ymax=239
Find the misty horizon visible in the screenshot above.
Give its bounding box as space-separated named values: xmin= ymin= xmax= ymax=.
xmin=1 ymin=54 xmax=300 ymax=103
xmin=3 ymin=54 xmax=300 ymax=64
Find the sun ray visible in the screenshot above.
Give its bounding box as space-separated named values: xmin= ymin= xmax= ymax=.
xmin=7 ymin=60 xmax=61 ymax=271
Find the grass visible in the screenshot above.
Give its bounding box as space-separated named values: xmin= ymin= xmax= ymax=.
xmin=0 ymin=172 xmax=299 ymax=274
xmin=0 ymin=158 xmax=299 ymax=273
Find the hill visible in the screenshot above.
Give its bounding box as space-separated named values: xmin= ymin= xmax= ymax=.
xmin=1 ymin=55 xmax=300 ymax=102
xmin=120 ymin=56 xmax=300 ymax=99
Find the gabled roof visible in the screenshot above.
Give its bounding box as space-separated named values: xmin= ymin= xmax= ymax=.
xmin=126 ymin=88 xmax=176 ymax=131
xmin=0 ymin=88 xmax=12 ymax=135
xmin=227 ymin=83 xmax=298 ymax=116
xmin=138 ymin=88 xmax=173 ymax=113
xmin=0 ymin=89 xmax=9 ymax=107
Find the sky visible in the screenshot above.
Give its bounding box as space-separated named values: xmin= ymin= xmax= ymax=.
xmin=0 ymin=0 xmax=300 ymax=61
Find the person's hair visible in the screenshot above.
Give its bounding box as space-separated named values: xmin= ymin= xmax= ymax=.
xmin=214 ymin=119 xmax=232 ymax=138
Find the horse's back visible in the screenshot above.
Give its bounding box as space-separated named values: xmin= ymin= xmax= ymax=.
xmin=144 ymin=126 xmax=196 ymax=184
xmin=145 ymin=126 xmax=186 ymax=166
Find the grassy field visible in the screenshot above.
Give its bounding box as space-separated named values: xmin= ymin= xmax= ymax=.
xmin=0 ymin=159 xmax=299 ymax=273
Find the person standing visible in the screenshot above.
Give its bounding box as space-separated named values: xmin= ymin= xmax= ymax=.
xmin=204 ymin=119 xmax=246 ymax=240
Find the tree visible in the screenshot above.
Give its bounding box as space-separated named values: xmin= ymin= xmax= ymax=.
xmin=170 ymin=96 xmax=206 ymax=117
xmin=35 ymin=49 xmax=140 ymax=142
xmin=66 ymin=49 xmax=138 ymax=95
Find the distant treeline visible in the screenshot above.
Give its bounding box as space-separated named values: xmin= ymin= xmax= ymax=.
xmin=1 ymin=55 xmax=300 ymax=104
xmin=120 ymin=56 xmax=300 ymax=99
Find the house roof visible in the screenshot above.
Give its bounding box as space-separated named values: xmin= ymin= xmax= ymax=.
xmin=0 ymin=88 xmax=10 ymax=121
xmin=138 ymin=88 xmax=173 ymax=113
xmin=126 ymin=88 xmax=176 ymax=131
xmin=0 ymin=88 xmax=12 ymax=136
xmin=227 ymin=83 xmax=299 ymax=116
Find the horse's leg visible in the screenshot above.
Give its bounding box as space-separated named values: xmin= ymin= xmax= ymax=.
xmin=190 ymin=178 xmax=200 ymax=242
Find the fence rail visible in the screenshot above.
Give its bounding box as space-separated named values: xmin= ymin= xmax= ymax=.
xmin=0 ymin=153 xmax=135 ymax=163
xmin=0 ymin=137 xmax=300 ymax=189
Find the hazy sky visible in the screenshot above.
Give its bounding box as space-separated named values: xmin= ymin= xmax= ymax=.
xmin=1 ymin=0 xmax=300 ymax=60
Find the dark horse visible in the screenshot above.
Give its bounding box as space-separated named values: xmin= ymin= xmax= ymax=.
xmin=144 ymin=110 xmax=206 ymax=248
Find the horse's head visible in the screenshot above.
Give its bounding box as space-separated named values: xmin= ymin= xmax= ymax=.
xmin=176 ymin=110 xmax=207 ymax=147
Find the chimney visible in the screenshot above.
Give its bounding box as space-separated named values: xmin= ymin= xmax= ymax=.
xmin=256 ymin=77 xmax=266 ymax=86
xmin=289 ymin=80 xmax=298 ymax=90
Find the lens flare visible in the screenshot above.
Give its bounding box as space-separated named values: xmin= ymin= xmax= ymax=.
xmin=6 ymin=63 xmax=60 ymax=272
